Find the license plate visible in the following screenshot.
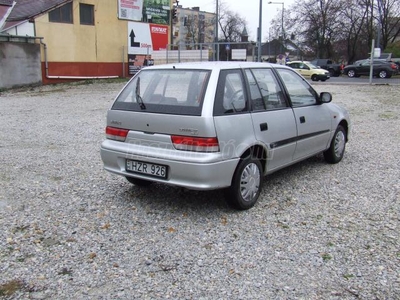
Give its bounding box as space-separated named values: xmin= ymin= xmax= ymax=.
xmin=126 ymin=159 xmax=167 ymax=178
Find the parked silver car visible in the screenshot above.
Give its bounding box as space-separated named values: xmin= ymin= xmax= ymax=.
xmin=100 ymin=62 xmax=351 ymax=210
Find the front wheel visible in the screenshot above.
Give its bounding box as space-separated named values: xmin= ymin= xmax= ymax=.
xmin=225 ymin=157 xmax=263 ymax=210
xmin=311 ymin=74 xmax=318 ymax=81
xmin=324 ymin=125 xmax=346 ymax=164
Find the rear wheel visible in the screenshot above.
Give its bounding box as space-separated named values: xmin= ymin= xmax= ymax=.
xmin=125 ymin=176 xmax=153 ymax=187
xmin=347 ymin=69 xmax=356 ymax=78
xmin=225 ymin=156 xmax=263 ymax=210
xmin=324 ymin=125 xmax=346 ymax=164
xmin=378 ymin=70 xmax=388 ymax=78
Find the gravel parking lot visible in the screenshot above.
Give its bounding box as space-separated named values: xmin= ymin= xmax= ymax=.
xmin=0 ymin=80 xmax=399 ymax=299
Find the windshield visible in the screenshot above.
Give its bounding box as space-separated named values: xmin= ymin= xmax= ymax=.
xmin=112 ymin=69 xmax=211 ymax=115
xmin=308 ymin=63 xmax=319 ymax=69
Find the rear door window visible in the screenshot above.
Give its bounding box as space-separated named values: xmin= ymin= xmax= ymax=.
xmin=112 ymin=69 xmax=210 ymax=116
xmin=214 ymin=69 xmax=248 ymax=115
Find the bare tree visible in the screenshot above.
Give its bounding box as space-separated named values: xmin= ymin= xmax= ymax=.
xmin=337 ymin=0 xmax=374 ymax=62
xmin=376 ymin=0 xmax=400 ymax=49
xmin=280 ymin=0 xmax=400 ymax=62
xmin=217 ymin=1 xmax=247 ymax=42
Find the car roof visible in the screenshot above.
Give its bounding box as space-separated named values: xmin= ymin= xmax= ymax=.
xmin=143 ymin=61 xmax=290 ymax=71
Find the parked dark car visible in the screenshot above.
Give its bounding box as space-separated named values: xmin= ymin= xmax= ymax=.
xmin=310 ymin=59 xmax=343 ymax=77
xmin=343 ymin=60 xmax=395 ymax=78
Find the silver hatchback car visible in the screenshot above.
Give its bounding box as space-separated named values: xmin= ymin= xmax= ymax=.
xmin=100 ymin=62 xmax=350 ymax=210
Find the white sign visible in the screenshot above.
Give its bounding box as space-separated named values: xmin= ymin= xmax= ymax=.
xmin=231 ymin=49 xmax=247 ymax=60
xmin=128 ymin=22 xmax=153 ymax=55
xmin=374 ymin=48 xmax=381 ymax=58
xmin=118 ymin=0 xmax=144 ymax=21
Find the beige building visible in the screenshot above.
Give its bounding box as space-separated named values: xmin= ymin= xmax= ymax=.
xmin=1 ymin=0 xmax=173 ymax=85
xmin=172 ymin=6 xmax=216 ymax=49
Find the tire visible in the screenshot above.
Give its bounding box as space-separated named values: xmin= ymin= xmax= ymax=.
xmin=378 ymin=70 xmax=388 ymax=78
xmin=125 ymin=176 xmax=153 ymax=187
xmin=311 ymin=74 xmax=318 ymax=81
xmin=225 ymin=156 xmax=263 ymax=210
xmin=324 ymin=125 xmax=346 ymax=164
xmin=347 ymin=69 xmax=356 ymax=78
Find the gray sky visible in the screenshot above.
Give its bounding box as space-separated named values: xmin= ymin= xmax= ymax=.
xmin=179 ymin=0 xmax=296 ymax=41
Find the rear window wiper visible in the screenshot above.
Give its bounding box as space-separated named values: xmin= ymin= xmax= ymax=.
xmin=136 ymin=77 xmax=146 ymax=110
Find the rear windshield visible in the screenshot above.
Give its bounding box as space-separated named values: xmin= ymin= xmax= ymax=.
xmin=112 ymin=69 xmax=211 ymax=115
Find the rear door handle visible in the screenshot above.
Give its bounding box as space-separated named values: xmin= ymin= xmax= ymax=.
xmin=299 ymin=116 xmax=306 ymax=123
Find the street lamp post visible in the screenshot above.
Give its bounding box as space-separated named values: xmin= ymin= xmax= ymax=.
xmin=215 ymin=0 xmax=219 ymax=61
xmin=376 ymin=0 xmax=382 ymax=50
xmin=257 ymin=0 xmax=263 ymax=62
xmin=268 ymin=1 xmax=284 ymax=54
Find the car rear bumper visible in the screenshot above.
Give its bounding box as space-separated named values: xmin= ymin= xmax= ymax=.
xmin=100 ymin=141 xmax=239 ymax=190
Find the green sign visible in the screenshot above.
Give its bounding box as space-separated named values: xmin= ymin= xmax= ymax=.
xmin=143 ymin=0 xmax=170 ymax=25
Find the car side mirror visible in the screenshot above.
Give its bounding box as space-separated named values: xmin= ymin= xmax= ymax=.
xmin=319 ymin=92 xmax=332 ymax=103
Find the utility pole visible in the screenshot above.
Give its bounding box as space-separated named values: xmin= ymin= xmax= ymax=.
xmin=258 ymin=0 xmax=263 ymax=62
xmin=215 ymin=0 xmax=219 ymax=61
xmin=268 ymin=2 xmax=284 ymax=54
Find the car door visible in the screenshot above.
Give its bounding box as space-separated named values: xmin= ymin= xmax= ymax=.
xmin=298 ymin=63 xmax=312 ymax=78
xmin=358 ymin=61 xmax=371 ymax=75
xmin=276 ymin=68 xmax=332 ymax=161
xmin=245 ymin=68 xmax=297 ymax=172
xmin=289 ymin=62 xmax=310 ymax=79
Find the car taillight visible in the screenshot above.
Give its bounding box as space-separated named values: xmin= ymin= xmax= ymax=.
xmin=171 ymin=135 xmax=219 ymax=152
xmin=390 ymin=63 xmax=397 ymax=70
xmin=106 ymin=126 xmax=129 ymax=141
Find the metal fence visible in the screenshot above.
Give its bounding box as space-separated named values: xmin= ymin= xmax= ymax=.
xmin=150 ymin=41 xmax=400 ymax=85
xmin=152 ymin=42 xmax=259 ymax=64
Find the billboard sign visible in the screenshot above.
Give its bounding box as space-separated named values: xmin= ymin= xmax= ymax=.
xmin=118 ymin=0 xmax=144 ymax=21
xmin=119 ymin=0 xmax=171 ymax=24
xmin=127 ymin=22 xmax=169 ymax=74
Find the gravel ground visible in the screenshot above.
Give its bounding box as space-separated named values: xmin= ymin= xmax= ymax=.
xmin=0 ymin=80 xmax=399 ymax=299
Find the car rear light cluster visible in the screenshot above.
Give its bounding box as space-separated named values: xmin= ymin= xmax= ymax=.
xmin=106 ymin=126 xmax=129 ymax=141
xmin=171 ymin=135 xmax=219 ymax=152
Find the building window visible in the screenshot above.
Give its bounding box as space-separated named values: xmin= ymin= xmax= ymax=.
xmin=49 ymin=2 xmax=73 ymax=24
xmin=80 ymin=4 xmax=94 ymax=25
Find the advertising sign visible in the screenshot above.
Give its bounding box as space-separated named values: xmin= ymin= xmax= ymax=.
xmin=127 ymin=22 xmax=169 ymax=74
xmin=118 ymin=0 xmax=144 ymax=21
xmin=119 ymin=0 xmax=170 ymax=24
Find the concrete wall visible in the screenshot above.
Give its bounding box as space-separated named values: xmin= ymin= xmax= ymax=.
xmin=0 ymin=42 xmax=42 ymax=89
